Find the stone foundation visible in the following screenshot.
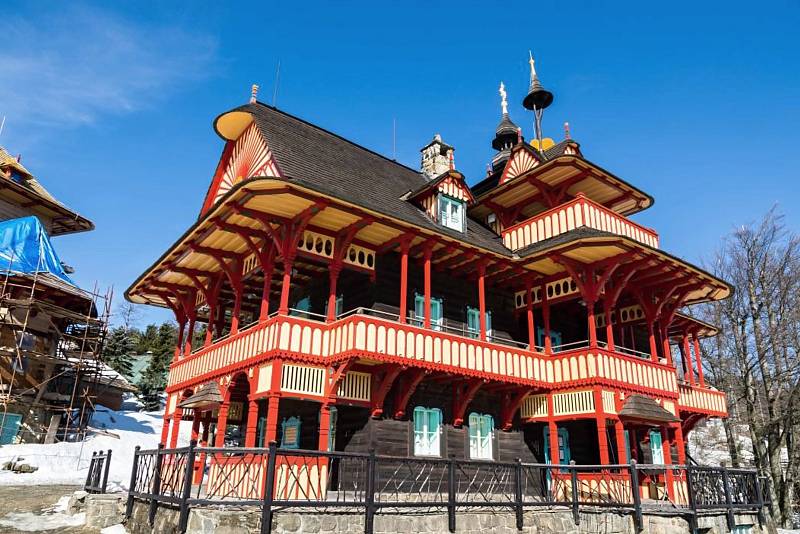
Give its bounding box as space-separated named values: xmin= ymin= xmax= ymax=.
xmin=125 ymin=500 xmax=767 ymax=534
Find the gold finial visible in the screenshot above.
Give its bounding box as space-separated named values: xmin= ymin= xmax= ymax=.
xmin=564 ymin=122 xmax=571 ymax=140
xmin=499 ymin=81 xmax=508 ymax=115
xmin=250 ymin=84 xmax=259 ymax=104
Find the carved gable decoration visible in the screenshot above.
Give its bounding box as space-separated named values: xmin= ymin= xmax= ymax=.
xmin=499 ymin=146 xmax=540 ymax=185
xmin=202 ymin=123 xmax=280 ymax=213
xmin=436 ymin=174 xmax=474 ymax=203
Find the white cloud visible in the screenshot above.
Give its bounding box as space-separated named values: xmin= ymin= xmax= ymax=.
xmin=0 ymin=6 xmax=216 ymax=134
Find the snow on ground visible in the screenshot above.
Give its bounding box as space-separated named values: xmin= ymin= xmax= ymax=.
xmin=0 ymin=495 xmax=85 ymax=531
xmin=0 ymin=396 xmax=190 ymax=491
xmin=100 ymin=524 xmax=128 ymax=534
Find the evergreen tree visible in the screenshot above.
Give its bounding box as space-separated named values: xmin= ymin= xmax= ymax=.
xmin=136 ymin=324 xmax=159 ymax=354
xmin=137 ymin=322 xmax=178 ymax=410
xmin=102 ymin=326 xmax=136 ymax=379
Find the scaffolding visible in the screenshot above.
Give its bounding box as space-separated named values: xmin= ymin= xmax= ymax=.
xmin=0 ymin=249 xmax=115 ymax=443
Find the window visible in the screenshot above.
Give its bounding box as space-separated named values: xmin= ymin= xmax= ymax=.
xmin=649 ymin=430 xmax=664 ymax=464
xmin=536 ymin=326 xmax=562 ymax=350
xmin=438 ymin=195 xmax=465 ymax=232
xmin=466 ymin=307 xmax=492 ymax=339
xmin=290 ymin=296 xmax=311 ymax=318
xmin=413 ymin=406 xmax=442 ymax=456
xmin=468 ymin=413 xmax=494 ymax=460
xmin=414 ymin=294 xmax=443 ymax=330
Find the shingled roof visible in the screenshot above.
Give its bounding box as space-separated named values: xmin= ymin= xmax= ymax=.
xmin=618 ymin=394 xmax=679 ymax=423
xmin=216 ymin=103 xmax=510 ymax=255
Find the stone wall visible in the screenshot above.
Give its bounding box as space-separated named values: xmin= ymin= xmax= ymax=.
xmin=126 ymin=500 xmax=768 ymax=534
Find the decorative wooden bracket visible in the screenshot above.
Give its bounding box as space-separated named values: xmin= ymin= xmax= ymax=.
xmin=500 ymin=388 xmax=533 ymax=431
xmin=370 ymin=364 xmax=403 ymax=419
xmin=393 ymin=368 xmax=427 ymax=419
xmin=452 ymin=378 xmax=484 ymax=427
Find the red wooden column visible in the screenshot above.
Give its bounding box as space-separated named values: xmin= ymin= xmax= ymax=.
xmin=398 ymin=239 xmax=411 ymax=323
xmin=205 ymin=277 xmax=222 ymax=347
xmin=326 ymin=265 xmax=342 ymax=322
xmin=587 ymin=300 xmax=599 ymax=348
xmin=525 ymin=280 xmax=536 ymax=349
xmin=230 ymin=274 xmax=243 ymax=335
xmin=547 ymin=394 xmax=559 ymax=465
xmin=674 ymin=423 xmax=686 ymax=465
xmin=682 ymin=334 xmax=696 ymax=385
xmin=423 ymin=244 xmax=434 ymax=329
xmin=160 ymin=410 xmax=171 ymax=445
xmin=264 ymin=360 xmax=283 ymax=443
xmin=245 ymin=394 xmax=259 ymax=447
xmin=278 ymin=256 xmax=294 ymax=315
xmin=604 ymin=300 xmax=615 ymax=352
xmin=214 ymin=389 xmax=231 ymax=447
xmin=259 ymin=248 xmax=276 ymax=321
xmin=477 ymin=260 xmax=488 ymax=341
xmin=662 ymin=425 xmax=675 ymax=500
xmin=174 ymin=318 xmax=186 ymax=362
xmin=169 ymin=409 xmax=182 ymax=448
xmin=692 ymin=332 xmax=705 ymax=387
xmin=593 ymin=388 xmax=610 ymax=464
xmin=318 ymin=403 xmax=331 ymax=451
xmin=542 ymin=284 xmax=552 ymax=354
xmin=660 ymin=321 xmax=673 ymax=366
xmin=614 ymin=419 xmax=627 ymax=463
xmin=646 ymin=319 xmax=659 ymax=362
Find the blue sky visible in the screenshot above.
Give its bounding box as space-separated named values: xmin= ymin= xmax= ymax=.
xmin=3 ymin=1 xmax=799 ymax=326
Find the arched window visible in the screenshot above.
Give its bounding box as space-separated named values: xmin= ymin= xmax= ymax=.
xmin=468 ymin=413 xmax=494 ymax=460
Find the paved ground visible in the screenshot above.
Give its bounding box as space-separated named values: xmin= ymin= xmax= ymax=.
xmin=0 ymin=485 xmax=96 ymax=533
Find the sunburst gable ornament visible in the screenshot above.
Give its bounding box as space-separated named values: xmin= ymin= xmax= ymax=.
xmin=214 ymin=123 xmax=280 ymax=203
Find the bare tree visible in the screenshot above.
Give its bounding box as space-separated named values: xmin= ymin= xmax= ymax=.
xmin=699 ymin=207 xmax=800 ymax=526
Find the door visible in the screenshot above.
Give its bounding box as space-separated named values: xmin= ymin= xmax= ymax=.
xmin=543 ymin=426 xmax=571 ymax=464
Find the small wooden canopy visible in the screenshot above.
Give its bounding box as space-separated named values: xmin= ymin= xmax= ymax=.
xmin=618 ymin=394 xmax=679 ymax=424
xmin=178 ymin=382 xmax=223 ymax=409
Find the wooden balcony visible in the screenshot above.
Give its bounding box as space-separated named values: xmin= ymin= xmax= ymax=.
xmin=167 ymin=310 xmax=688 ymax=403
xmin=677 ymin=382 xmax=727 ymax=417
xmin=502 ymin=194 xmax=659 ymax=251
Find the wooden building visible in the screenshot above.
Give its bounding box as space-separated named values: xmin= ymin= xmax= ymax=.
xmin=126 ymin=58 xmax=730 ymax=502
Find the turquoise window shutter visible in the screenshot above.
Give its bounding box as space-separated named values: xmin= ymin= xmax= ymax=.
xmin=414 ymin=294 xmax=425 ymax=324
xmin=624 ymin=429 xmax=632 ymax=462
xmin=486 ymin=311 xmax=492 ymax=334
xmin=467 ymin=307 xmax=479 ymax=336
xmin=650 ymin=430 xmax=664 ymax=464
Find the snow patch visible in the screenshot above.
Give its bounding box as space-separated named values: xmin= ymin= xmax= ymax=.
xmin=0 ymin=495 xmax=86 ymax=531
xmin=0 ymin=405 xmax=189 ymax=490
xmin=101 ymin=524 xmax=128 ymax=534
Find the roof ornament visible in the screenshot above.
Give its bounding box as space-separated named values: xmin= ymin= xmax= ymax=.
xmin=499 ymin=82 xmax=508 ymax=116
xmin=564 ymin=122 xmax=571 ymax=140
xmin=250 ymin=84 xmax=259 ymax=104
xmin=517 ymin=127 xmax=522 ymax=144
xmin=449 ymin=151 xmax=455 ymax=171
xmin=522 ymin=50 xmax=554 ymax=151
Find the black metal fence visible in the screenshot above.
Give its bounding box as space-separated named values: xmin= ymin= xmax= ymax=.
xmin=125 ymin=441 xmax=769 ymax=534
xmin=84 ymin=449 xmax=112 ymax=494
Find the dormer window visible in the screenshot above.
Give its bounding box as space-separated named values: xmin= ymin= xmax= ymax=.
xmin=438 ymin=195 xmax=465 ymax=232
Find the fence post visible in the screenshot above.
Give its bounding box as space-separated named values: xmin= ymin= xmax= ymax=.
xmin=101 ymin=449 xmax=112 ymax=493
xmin=629 ymin=460 xmax=643 ymax=533
xmin=721 ymin=467 xmax=735 ymax=531
xmin=178 ymin=440 xmax=197 ymax=533
xmin=569 ymin=460 xmax=579 ymax=526
xmin=259 ymin=441 xmax=278 ymax=534
xmin=125 ymin=446 xmax=141 ymax=518
xmin=364 ymin=449 xmax=376 ymax=534
xmin=753 ymin=471 xmax=765 ymax=527
xmin=85 ymin=452 xmax=96 ymax=491
xmin=148 ymin=443 xmax=164 ymax=527
xmin=685 ymin=464 xmax=698 ymax=533
xmin=514 ymin=458 xmax=524 ymax=530
xmin=447 ymin=455 xmax=456 ymax=533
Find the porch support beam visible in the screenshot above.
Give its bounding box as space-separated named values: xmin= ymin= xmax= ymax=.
xmin=500 ymin=388 xmax=532 ymax=431
xmin=370 ymin=364 xmax=403 ymax=419
xmin=393 ymin=368 xmax=427 ymax=419
xmin=452 ymin=378 xmax=484 ymax=428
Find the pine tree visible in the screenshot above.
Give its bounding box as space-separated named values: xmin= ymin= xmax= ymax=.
xmin=137 ymin=322 xmax=178 ymax=411
xmin=102 ymin=326 xmax=136 ymax=379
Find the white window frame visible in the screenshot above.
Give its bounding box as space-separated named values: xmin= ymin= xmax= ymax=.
xmin=414 ymin=293 xmax=443 ymax=331
xmin=466 ymin=307 xmax=492 ymax=339
xmin=413 ymin=406 xmax=442 ymax=457
xmin=438 ymin=195 xmax=465 ymax=232
xmin=468 ymin=412 xmax=494 ymax=460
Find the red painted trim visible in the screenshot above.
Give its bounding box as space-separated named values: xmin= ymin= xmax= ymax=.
xmin=452 ymin=378 xmax=483 ymax=427
xmin=394 ymin=368 xmax=427 ymax=419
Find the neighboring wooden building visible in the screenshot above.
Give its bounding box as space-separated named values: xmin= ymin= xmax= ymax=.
xmin=127 ymin=58 xmax=731 ymax=503
xmin=0 ymin=146 xmax=114 ymax=443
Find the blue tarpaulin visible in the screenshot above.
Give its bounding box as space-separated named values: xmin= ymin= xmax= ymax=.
xmin=0 ymin=216 xmax=75 ymax=285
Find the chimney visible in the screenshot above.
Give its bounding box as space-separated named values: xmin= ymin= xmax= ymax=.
xmin=420 ymin=134 xmax=453 ymax=180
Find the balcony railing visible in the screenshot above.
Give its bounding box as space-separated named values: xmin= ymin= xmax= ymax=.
xmin=502 ymin=194 xmax=659 ymax=251
xmin=168 ymin=308 xmax=688 ymax=400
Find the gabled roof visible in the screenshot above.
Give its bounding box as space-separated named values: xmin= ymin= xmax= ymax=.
xmin=407 ymin=170 xmax=475 ymax=204
xmin=212 ymin=103 xmax=508 ymax=254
